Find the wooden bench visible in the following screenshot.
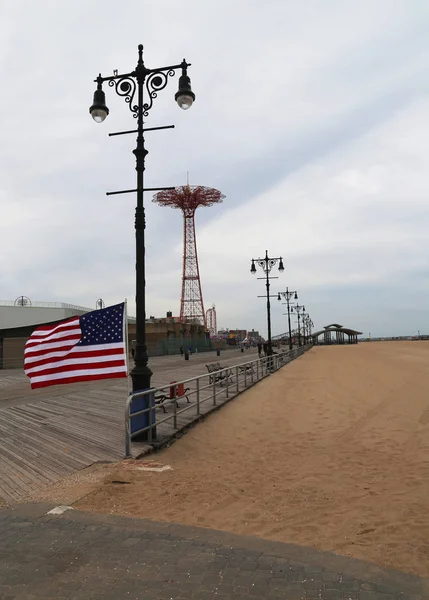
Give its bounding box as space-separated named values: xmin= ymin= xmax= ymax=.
xmin=205 ymin=362 xmax=233 ymax=385
xmin=239 ymin=363 xmax=255 ymax=376
xmin=155 ymin=383 xmax=190 ymax=413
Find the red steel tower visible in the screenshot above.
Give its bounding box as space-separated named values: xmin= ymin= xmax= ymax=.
xmin=153 ymin=185 xmax=224 ymax=326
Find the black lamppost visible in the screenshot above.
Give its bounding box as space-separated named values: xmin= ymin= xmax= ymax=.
xmin=303 ymin=314 xmax=314 ymax=344
xmin=89 ymin=45 xmax=195 ymax=415
xmin=302 ymin=312 xmax=310 ymax=344
xmin=277 ymin=288 xmax=298 ymax=350
xmin=250 ymin=250 xmax=284 ymax=356
xmin=291 ymin=303 xmax=305 ymax=346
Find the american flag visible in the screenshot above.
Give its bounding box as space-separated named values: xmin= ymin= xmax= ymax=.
xmin=24 ymin=303 xmax=128 ymax=389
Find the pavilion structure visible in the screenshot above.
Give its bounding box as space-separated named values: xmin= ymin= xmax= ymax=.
xmin=312 ymin=324 xmax=362 ymax=345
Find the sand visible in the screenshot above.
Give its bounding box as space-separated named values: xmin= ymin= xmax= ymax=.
xmin=71 ymin=342 xmax=429 ymax=577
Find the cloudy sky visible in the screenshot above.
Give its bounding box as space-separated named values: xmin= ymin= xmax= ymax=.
xmin=1 ymin=0 xmax=429 ymax=338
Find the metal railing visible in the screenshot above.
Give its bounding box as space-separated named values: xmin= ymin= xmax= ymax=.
xmin=0 ymin=300 xmax=93 ymax=311
xmin=125 ymin=344 xmax=312 ymax=457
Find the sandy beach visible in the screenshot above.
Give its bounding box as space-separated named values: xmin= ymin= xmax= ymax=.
xmin=71 ymin=342 xmax=429 ymax=577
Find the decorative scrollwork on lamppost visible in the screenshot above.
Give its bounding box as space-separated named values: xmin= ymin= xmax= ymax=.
xmin=291 ymin=303 xmax=306 ymax=347
xmin=250 ymin=250 xmax=284 ymax=357
xmin=277 ymin=288 xmax=298 ymax=350
xmin=89 ymin=45 xmax=195 ymax=441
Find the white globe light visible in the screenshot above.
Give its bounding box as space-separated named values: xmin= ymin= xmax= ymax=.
xmin=91 ymin=108 xmax=108 ymax=123
xmin=176 ymin=94 xmax=194 ymax=110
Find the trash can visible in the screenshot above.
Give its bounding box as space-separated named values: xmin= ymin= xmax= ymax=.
xmin=240 ymin=347 xmax=244 ymax=353
xmin=216 ymin=349 xmax=220 ymax=357
xmin=184 ymin=351 xmax=190 ymax=360
xmin=130 ymin=389 xmax=156 ymax=438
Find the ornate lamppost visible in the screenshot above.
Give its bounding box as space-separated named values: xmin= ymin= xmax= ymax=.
xmin=89 ymin=46 xmax=195 ymax=422
xmin=291 ymin=303 xmax=305 ymax=347
xmin=250 ymin=250 xmax=284 ymax=356
xmin=303 ymin=314 xmax=314 ymax=345
xmin=277 ymin=288 xmax=298 ymax=350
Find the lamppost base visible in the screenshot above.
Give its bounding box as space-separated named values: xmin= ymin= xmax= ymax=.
xmin=130 ymin=364 xmax=156 ymax=441
xmin=130 ymin=364 xmax=153 ymax=392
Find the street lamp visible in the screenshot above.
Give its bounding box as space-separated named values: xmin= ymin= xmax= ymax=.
xmin=250 ymin=250 xmax=284 ymax=356
xmin=277 ymin=288 xmax=298 ymax=350
xmin=301 ymin=311 xmax=309 ymax=344
xmin=303 ymin=314 xmax=314 ymax=344
xmin=89 ymin=45 xmax=194 ymax=438
xmin=291 ymin=303 xmax=305 ymax=347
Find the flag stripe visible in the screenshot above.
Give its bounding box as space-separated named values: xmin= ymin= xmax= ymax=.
xmin=30 ymin=319 xmax=80 ymax=341
xmin=24 ymin=346 xmax=123 ymax=368
xmin=25 ymin=354 xmax=126 ymax=376
xmin=24 ymin=337 xmax=82 ymax=355
xmin=25 ymin=328 xmax=82 ymax=346
xmin=27 ymin=318 xmax=80 ymax=337
xmin=30 ymin=371 xmax=127 ymax=390
xmin=27 ymin=359 xmax=127 ymax=379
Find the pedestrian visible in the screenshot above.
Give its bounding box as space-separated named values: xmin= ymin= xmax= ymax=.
xmin=257 ymin=342 xmax=262 ymax=357
xmin=179 ymin=345 xmax=184 ymax=356
xmin=263 ymin=342 xmax=268 ymax=357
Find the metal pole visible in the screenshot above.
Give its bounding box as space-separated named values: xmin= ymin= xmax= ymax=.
xmin=265 ymin=251 xmax=273 ymax=356
xmin=297 ymin=313 xmax=301 ymax=347
xmin=287 ymin=292 xmax=292 ymax=350
xmin=125 ymin=396 xmax=132 ymax=458
xmin=196 ymin=378 xmax=200 ymax=415
xmin=173 ymin=386 xmax=177 ymax=429
xmin=130 ymin=45 xmax=154 ymax=440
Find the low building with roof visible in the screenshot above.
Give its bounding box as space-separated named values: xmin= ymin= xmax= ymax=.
xmin=312 ymin=323 xmax=362 ymax=345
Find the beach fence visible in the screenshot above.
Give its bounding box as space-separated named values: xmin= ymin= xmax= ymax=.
xmin=125 ymin=343 xmax=312 ymax=457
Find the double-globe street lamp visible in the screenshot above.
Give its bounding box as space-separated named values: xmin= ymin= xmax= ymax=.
xmin=250 ymin=250 xmax=284 ymax=356
xmin=277 ymin=288 xmax=298 ymax=350
xmin=89 ymin=44 xmax=195 ymax=406
xmin=291 ymin=303 xmax=306 ymax=347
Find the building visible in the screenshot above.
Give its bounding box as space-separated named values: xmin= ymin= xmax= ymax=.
xmin=0 ymin=301 xmax=213 ymax=369
xmin=140 ymin=314 xmax=212 ymax=356
xmin=0 ymin=300 xmax=94 ymax=368
xmin=247 ymin=329 xmax=262 ymax=344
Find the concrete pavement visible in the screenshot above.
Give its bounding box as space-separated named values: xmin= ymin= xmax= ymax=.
xmin=0 ymin=504 xmax=426 ymax=599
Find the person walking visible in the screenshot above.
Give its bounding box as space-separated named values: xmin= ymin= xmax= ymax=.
xmin=257 ymin=342 xmax=262 ymax=357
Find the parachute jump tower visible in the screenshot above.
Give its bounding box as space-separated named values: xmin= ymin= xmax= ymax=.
xmin=153 ymin=185 xmax=224 ymax=327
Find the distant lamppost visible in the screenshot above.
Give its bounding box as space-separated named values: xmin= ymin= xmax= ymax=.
xmin=250 ymin=250 xmax=284 ymax=355
xmin=89 ymin=45 xmax=194 ymax=419
xmin=301 ymin=311 xmax=307 ymax=344
xmin=277 ymin=288 xmax=298 ymax=350
xmin=304 ymin=314 xmax=314 ymax=344
xmin=291 ymin=303 xmax=305 ymax=346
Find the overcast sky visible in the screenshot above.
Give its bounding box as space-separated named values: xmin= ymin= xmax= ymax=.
xmin=1 ymin=0 xmax=429 ymax=338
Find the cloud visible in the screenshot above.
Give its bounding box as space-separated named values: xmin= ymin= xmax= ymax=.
xmin=1 ymin=0 xmax=429 ymax=338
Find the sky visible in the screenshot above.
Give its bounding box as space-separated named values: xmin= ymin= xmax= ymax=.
xmin=1 ymin=0 xmax=429 ymax=338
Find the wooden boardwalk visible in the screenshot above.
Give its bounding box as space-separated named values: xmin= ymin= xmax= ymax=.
xmin=0 ymin=381 xmax=127 ymax=502
xmin=0 ymin=348 xmax=309 ymax=504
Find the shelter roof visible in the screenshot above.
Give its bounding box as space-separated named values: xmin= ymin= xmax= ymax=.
xmin=313 ymin=326 xmax=363 ymax=337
